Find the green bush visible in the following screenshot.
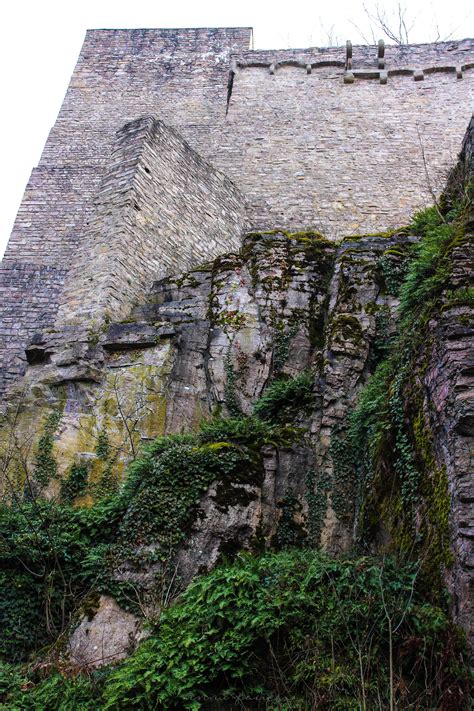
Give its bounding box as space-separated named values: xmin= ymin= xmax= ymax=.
xmin=0 ymin=662 xmax=101 ymax=710
xmin=60 ymin=463 xmax=89 ymax=503
xmin=0 ymin=501 xmax=100 ymax=661
xmin=399 ymin=207 xmax=455 ymax=324
xmin=4 ymin=552 xmax=468 ymax=710
xmin=252 ymin=372 xmax=315 ymax=423
xmin=0 ymin=414 xmax=301 ymax=662
xmin=101 ymin=551 xmax=469 ymax=709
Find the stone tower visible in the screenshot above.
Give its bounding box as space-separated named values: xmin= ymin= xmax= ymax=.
xmin=1 ymin=28 xmax=473 ymax=393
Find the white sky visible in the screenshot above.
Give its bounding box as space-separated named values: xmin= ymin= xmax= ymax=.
xmin=1 ymin=0 xmax=473 ymax=258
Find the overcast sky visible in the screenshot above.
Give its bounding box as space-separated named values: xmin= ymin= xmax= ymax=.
xmin=1 ymin=0 xmax=473 ymax=258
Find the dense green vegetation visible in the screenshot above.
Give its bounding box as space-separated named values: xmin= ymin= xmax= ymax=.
xmin=252 ymin=371 xmax=315 ymax=422
xmin=1 ymin=551 xmax=470 ymax=710
xmin=0 ymin=413 xmax=300 ymax=664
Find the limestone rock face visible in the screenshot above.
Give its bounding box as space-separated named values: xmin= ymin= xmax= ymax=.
xmin=424 ymin=236 xmax=474 ymax=649
xmin=2 ymin=224 xmax=472 ymax=660
xmin=3 ymin=231 xmax=412 ymax=548
xmin=67 ymin=595 xmax=144 ymax=668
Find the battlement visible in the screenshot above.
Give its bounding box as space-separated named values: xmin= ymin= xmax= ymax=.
xmin=233 ymin=39 xmax=474 ymax=85
xmin=1 ymin=27 xmax=474 ymax=392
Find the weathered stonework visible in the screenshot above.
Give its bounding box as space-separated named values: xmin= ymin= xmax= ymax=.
xmin=0 ymin=27 xmax=473 ymax=674
xmin=424 ymin=116 xmax=474 ymax=653
xmin=2 ymin=229 xmax=412 ymax=542
xmin=0 ymin=226 xmax=421 ymax=663
xmin=1 ymin=29 xmax=474 ymax=390
xmin=55 ymin=116 xmax=246 ymax=329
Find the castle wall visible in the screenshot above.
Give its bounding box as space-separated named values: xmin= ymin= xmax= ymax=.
xmin=55 ymin=116 xmax=246 ymax=328
xmin=225 ymin=64 xmax=474 ymax=237
xmin=0 ymin=28 xmax=252 ymax=390
xmin=1 ymin=28 xmax=474 ymax=390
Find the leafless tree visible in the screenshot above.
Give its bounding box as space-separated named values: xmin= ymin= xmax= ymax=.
xmin=363 ymin=2 xmax=414 ymax=45
xmin=109 ymin=371 xmax=163 ymax=460
xmin=316 ymin=18 xmax=343 ymax=48
xmin=354 ymin=1 xmax=469 ymax=45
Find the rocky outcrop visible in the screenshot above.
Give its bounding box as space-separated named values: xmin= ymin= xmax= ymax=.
xmin=1 ymin=230 xmax=413 ymax=542
xmin=68 ymin=595 xmax=145 ymax=668
xmin=1 ymin=218 xmax=472 ymax=666
xmin=424 ymin=233 xmax=474 ymax=650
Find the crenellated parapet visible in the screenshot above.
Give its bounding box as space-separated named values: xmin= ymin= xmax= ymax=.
xmin=233 ymin=38 xmax=474 ymax=78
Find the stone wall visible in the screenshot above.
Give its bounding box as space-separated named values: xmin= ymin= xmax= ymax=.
xmin=226 ymin=41 xmax=474 ymax=234
xmin=0 ymin=28 xmax=252 ymax=387
xmin=55 ymin=117 xmax=246 ymax=329
xmin=1 ymin=28 xmax=474 ymax=390
xmin=0 ymin=264 xmax=69 ymax=392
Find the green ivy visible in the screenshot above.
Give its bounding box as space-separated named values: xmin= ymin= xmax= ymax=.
xmin=272 ymin=496 xmax=307 ymax=549
xmin=95 ymin=430 xmax=110 ymax=460
xmin=0 ymin=415 xmax=301 ymax=661
xmin=98 ymin=552 xmax=469 ymax=710
xmin=3 ymin=552 xmax=469 ymax=709
xmin=272 ymin=322 xmax=299 ymax=373
xmin=304 ymin=468 xmax=331 ymax=545
xmin=347 ymin=200 xmax=470 ymax=597
xmin=32 ymin=410 xmax=63 ymax=487
xmin=60 ymin=463 xmax=89 ymax=504
xmin=329 ymin=426 xmax=359 ymax=522
xmin=223 ymin=349 xmax=242 ymax=417
xmin=378 ymin=247 xmax=411 ymax=296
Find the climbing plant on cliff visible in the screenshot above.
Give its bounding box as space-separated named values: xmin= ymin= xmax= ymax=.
xmin=252 ymin=371 xmax=315 ymax=422
xmin=349 ymin=200 xmax=471 ymax=595
xmin=0 ymin=412 xmax=301 ymax=662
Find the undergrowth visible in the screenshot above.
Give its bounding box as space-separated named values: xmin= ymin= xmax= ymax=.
xmin=1 ymin=551 xmax=469 ymax=710
xmin=0 ymin=199 xmax=472 ymax=708
xmin=0 ymin=411 xmax=302 ymax=663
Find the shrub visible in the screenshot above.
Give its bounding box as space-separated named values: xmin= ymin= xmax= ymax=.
xmin=101 ymin=551 xmax=469 ymax=709
xmin=252 ymin=372 xmax=315 ymax=423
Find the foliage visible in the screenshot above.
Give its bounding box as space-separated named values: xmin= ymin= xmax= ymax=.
xmin=1 ymin=201 xmax=472 ymax=707
xmin=0 ymin=500 xmax=98 ymax=661
xmin=4 ymin=551 xmax=468 ymax=710
xmin=252 ymin=372 xmax=315 ymax=423
xmin=0 ymin=662 xmax=27 ymax=707
xmin=305 ymin=468 xmax=331 ymax=545
xmin=223 ymin=350 xmax=242 ymax=417
xmin=378 ymin=247 xmax=410 ymax=296
xmin=199 ymin=416 xmax=299 ymax=449
xmin=0 ymin=413 xmax=301 ymax=662
xmin=272 ymin=322 xmax=299 ymax=373
xmin=329 ymin=426 xmax=360 ymax=522
xmin=95 ymin=430 xmax=110 ymax=460
xmin=346 ymin=201 xmax=469 ymax=595
xmin=16 ymin=551 xmax=464 ymax=710
xmin=0 ymin=661 xmax=101 ymax=710
xmin=60 ymin=464 xmax=89 ymax=503
xmin=272 ymin=496 xmax=306 ymax=548
xmin=117 ymin=437 xmax=253 ymax=553
xmin=0 ymin=550 xmax=468 ymax=711
xmin=398 ymin=206 xmax=455 ymax=325
xmin=32 ymin=410 xmax=62 ymax=487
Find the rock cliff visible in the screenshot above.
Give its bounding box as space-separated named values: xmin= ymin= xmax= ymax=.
xmin=0 ymin=123 xmax=472 ymax=709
